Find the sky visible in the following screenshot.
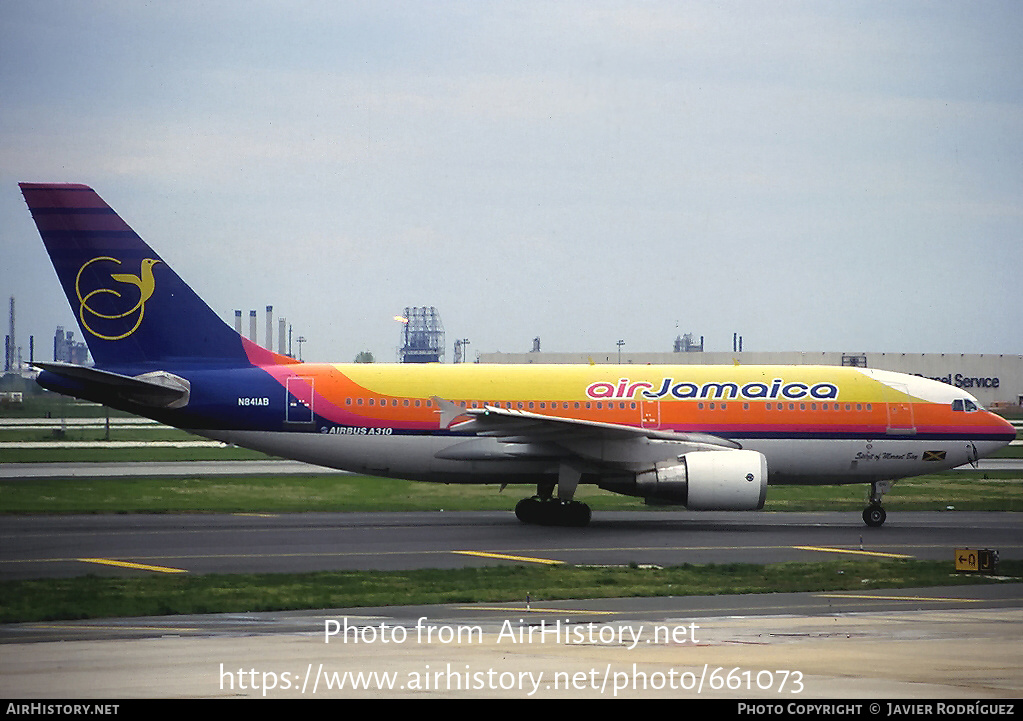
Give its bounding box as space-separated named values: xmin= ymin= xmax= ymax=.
xmin=1 ymin=1 xmax=1021 ymax=364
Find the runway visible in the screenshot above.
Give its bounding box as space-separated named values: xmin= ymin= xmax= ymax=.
xmin=2 ymin=510 xmax=1020 ymax=581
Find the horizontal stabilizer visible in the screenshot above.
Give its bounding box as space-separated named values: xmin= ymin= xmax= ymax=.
xmin=33 ymin=362 xmax=190 ymax=409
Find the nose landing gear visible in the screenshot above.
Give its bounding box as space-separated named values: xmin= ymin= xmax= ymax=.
xmin=863 ymin=480 xmax=894 ymax=528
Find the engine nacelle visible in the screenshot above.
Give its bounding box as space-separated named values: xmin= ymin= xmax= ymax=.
xmin=633 ymin=449 xmax=768 ymax=510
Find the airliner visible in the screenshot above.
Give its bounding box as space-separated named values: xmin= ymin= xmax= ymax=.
xmin=19 ymin=183 xmax=1016 ymax=527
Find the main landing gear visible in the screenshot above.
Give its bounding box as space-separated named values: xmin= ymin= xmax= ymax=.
xmin=862 ymin=480 xmax=894 ymax=528
xmin=515 ymin=496 xmax=591 ymax=527
xmin=515 ymin=466 xmax=592 ymax=527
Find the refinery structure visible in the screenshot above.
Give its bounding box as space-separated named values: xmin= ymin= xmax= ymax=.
xmin=398 ymin=306 xmax=445 ymax=364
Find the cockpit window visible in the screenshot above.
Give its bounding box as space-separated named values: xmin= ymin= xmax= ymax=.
xmin=965 ymin=399 xmax=978 ymax=412
xmin=952 ymin=398 xmax=979 ymax=412
xmin=952 ymin=399 xmax=964 ymax=411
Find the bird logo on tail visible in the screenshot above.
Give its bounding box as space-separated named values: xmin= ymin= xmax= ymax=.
xmin=76 ymin=256 xmax=161 ymax=340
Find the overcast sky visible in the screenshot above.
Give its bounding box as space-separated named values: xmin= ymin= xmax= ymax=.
xmin=2 ymin=1 xmax=1020 ymax=364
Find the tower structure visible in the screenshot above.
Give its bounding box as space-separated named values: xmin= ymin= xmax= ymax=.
xmin=399 ymin=307 xmax=445 ymax=363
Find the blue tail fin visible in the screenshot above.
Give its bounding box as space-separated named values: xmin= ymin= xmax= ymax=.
xmin=21 ymin=183 xmax=250 ymax=370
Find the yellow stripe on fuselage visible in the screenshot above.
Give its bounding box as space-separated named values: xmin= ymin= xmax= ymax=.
xmin=328 ymin=364 xmax=901 ymax=404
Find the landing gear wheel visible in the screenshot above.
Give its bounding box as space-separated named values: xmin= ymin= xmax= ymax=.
xmin=563 ymin=500 xmax=591 ymax=527
xmin=862 ymin=504 xmax=886 ymax=528
xmin=515 ymin=497 xmax=540 ymax=524
xmin=515 ymin=497 xmax=591 ymax=527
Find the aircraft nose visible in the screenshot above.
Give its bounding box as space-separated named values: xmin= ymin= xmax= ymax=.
xmin=992 ymin=413 xmax=1018 ymax=444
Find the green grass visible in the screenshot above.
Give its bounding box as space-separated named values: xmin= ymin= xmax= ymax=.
xmin=0 ymin=446 xmax=279 ymax=463
xmin=0 ymin=391 xmax=135 ymax=419
xmin=0 ymin=426 xmax=199 ymax=443
xmin=2 ymin=559 xmax=1019 ymax=623
xmin=0 ymin=474 xmax=625 ymax=513
xmin=2 ymin=472 xmax=1021 ymax=514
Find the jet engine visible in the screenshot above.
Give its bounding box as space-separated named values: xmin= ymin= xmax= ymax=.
xmin=628 ymin=449 xmax=768 ymax=510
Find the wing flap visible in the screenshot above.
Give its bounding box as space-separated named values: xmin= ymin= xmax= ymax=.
xmin=452 ymin=405 xmax=739 ymax=447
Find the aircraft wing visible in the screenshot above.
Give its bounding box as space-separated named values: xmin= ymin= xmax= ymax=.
xmin=433 ymin=397 xmax=739 ymax=465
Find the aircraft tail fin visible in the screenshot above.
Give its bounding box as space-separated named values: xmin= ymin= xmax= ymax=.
xmin=20 ymin=183 xmax=289 ymax=370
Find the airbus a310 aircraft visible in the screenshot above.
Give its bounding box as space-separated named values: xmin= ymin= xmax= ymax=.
xmin=20 ymin=183 xmax=1016 ymax=527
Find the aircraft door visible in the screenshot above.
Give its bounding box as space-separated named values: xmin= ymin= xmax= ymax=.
xmin=641 ymin=401 xmax=661 ymax=429
xmin=882 ymin=382 xmax=916 ymax=435
xmin=286 ymin=376 xmax=314 ymax=424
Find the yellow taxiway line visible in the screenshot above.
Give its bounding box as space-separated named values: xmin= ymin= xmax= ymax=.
xmin=453 ymin=550 xmax=564 ymax=565
xmin=456 ymin=606 xmax=616 ymax=615
xmin=793 ymin=545 xmax=913 ymax=559
xmin=816 ymin=593 xmax=983 ymax=602
xmin=78 ymin=558 xmax=188 ymax=573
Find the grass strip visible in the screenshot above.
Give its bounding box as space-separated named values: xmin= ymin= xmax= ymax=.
xmin=2 ymin=559 xmax=1019 ymax=623
xmin=2 ymin=473 xmax=1021 ymax=514
xmin=4 ymin=443 xmax=1021 ymax=463
xmin=0 ymin=447 xmax=277 ymax=463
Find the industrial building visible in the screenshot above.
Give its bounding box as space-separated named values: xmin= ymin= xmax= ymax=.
xmin=398 ymin=306 xmax=445 ymax=363
xmin=479 ymin=350 xmax=1023 ymax=409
